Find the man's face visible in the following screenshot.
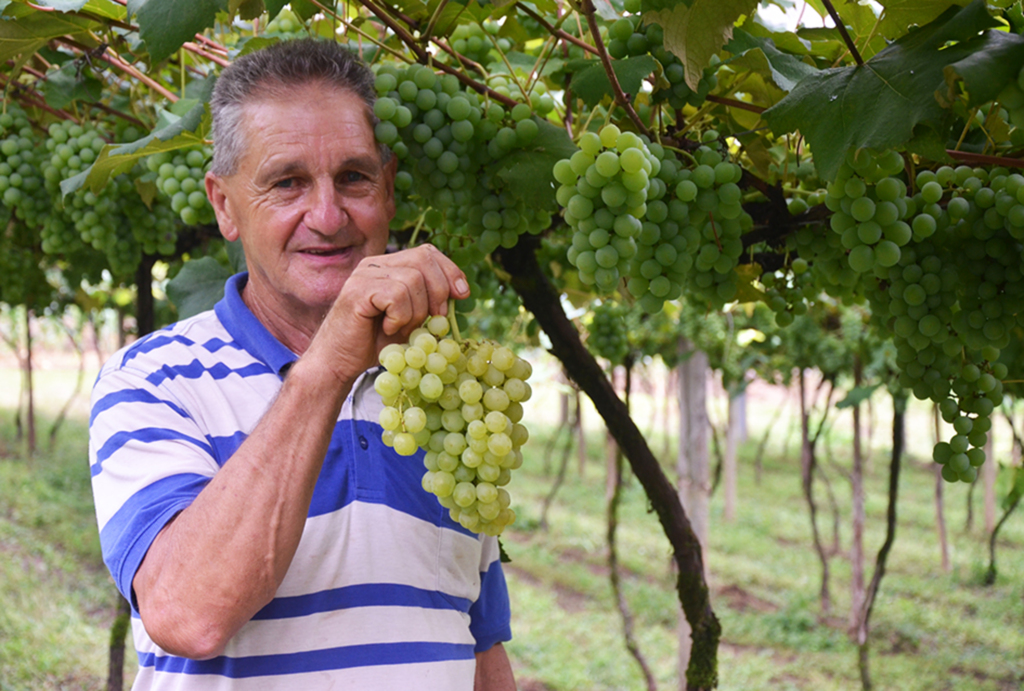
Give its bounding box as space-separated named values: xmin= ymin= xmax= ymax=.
xmin=206 ymin=83 xmax=395 ymax=323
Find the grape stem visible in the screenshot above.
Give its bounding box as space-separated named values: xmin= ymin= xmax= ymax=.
xmin=447 ymin=298 xmax=462 ymax=343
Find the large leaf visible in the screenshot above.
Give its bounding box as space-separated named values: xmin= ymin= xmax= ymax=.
xmin=493 ymin=118 xmax=576 ymax=210
xmin=0 ymin=6 xmax=99 ymax=62
xmin=763 ymin=1 xmax=1024 ymax=181
xmin=166 ymin=257 xmax=232 ymax=319
xmin=876 ymin=0 xmax=971 ymax=39
xmin=60 ymin=101 xmax=210 ymax=197
xmin=725 ymin=28 xmax=817 ymax=92
xmin=568 ymin=55 xmax=657 ymax=107
xmin=126 ymin=0 xmax=227 ymax=64
xmin=646 ymin=0 xmax=759 ymax=90
xmin=41 ymin=61 xmax=102 ymax=108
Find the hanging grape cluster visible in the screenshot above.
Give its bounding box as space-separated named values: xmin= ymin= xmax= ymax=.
xmin=374 ymin=313 xmax=533 ymax=536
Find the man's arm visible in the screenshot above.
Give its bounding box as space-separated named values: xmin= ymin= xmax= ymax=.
xmin=475 ymin=643 xmax=516 ymax=691
xmin=132 ymin=245 xmax=468 ymax=659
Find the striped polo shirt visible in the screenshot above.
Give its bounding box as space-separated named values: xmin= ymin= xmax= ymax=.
xmin=88 ymin=272 xmax=511 ymax=690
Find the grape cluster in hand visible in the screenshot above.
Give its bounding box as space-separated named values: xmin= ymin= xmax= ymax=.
xmin=374 ymin=314 xmax=533 ymax=536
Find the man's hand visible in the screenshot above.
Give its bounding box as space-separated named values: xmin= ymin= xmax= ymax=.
xmin=308 ymin=244 xmax=470 ymax=387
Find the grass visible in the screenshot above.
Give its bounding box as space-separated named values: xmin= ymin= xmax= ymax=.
xmin=1 ymin=360 xmax=1023 ymax=690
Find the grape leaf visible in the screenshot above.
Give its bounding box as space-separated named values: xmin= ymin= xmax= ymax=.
xmin=26 ymin=0 xmax=87 ymax=10
xmin=492 ymin=118 xmax=576 ymax=209
xmin=568 ymin=55 xmax=657 ymax=107
xmin=126 ymin=0 xmax=227 ymax=64
xmin=646 ymin=0 xmax=759 ymax=90
xmin=725 ymin=28 xmax=816 ymax=92
xmin=60 ymin=101 xmax=210 ymax=197
xmin=763 ymin=0 xmax=1024 ymax=181
xmin=0 ymin=7 xmax=99 ymax=63
xmin=876 ymin=0 xmax=971 ymax=39
xmin=836 ymin=383 xmax=882 ymax=409
xmin=166 ymin=257 xmax=233 ymax=319
xmin=41 ymin=61 xmax=103 ymax=108
xmin=263 ymin=0 xmax=286 ymax=18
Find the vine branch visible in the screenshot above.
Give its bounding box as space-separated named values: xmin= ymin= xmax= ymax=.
xmin=580 ymin=0 xmax=650 ymax=137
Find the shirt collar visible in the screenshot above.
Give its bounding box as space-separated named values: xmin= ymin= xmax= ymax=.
xmin=214 ymin=272 xmax=299 ymax=377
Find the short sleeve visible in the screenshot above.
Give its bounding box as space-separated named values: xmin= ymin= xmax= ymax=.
xmin=467 ymin=537 xmax=512 ymax=652
xmin=89 ymin=366 xmax=219 ymax=604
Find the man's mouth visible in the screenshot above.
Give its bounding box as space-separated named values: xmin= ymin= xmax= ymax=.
xmin=302 ymin=247 xmax=347 ymax=256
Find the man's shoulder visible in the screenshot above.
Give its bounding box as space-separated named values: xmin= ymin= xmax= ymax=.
xmin=97 ymin=308 xmax=255 ymax=383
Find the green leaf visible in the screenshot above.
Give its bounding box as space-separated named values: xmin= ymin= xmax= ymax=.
xmin=0 ymin=7 xmax=99 ymax=63
xmin=166 ymin=257 xmax=232 ymax=319
xmin=229 ymin=0 xmax=264 ymax=20
xmin=725 ymin=28 xmax=816 ymax=92
xmin=763 ymin=1 xmax=1023 ymax=180
xmin=836 ymin=383 xmax=881 ymax=409
xmin=28 ymin=0 xmax=87 ymax=10
xmin=235 ymin=35 xmax=280 ymax=58
xmin=60 ymin=101 xmax=210 ymax=198
xmin=647 ymin=0 xmax=760 ymax=90
xmin=127 ymin=0 xmax=227 ymax=64
xmin=41 ymin=61 xmax=103 ymax=109
xmin=569 ymin=55 xmax=656 ymax=107
xmin=263 ymin=0 xmax=286 ymax=18
xmin=942 ymin=29 xmax=1024 ymax=107
xmin=492 ymin=118 xmax=575 ymax=209
xmin=80 ymin=0 xmax=127 ymax=20
xmin=876 ymin=0 xmax=971 ymax=39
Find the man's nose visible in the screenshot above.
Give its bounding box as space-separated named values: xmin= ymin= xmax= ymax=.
xmin=305 ymin=181 xmax=346 ymax=235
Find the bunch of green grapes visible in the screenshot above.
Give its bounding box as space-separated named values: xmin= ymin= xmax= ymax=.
xmin=668 ymin=141 xmax=749 ymax=309
xmin=0 ymin=106 xmax=49 ymax=228
xmin=760 ymin=265 xmax=813 ymax=327
xmin=555 ymin=124 xmax=660 ymax=293
xmin=862 ymin=163 xmax=1024 ymax=482
xmin=605 ymin=15 xmax=717 ymax=110
xmin=823 ymin=148 xmax=912 ymax=275
xmin=40 ymin=121 xmax=141 ymax=275
xmin=147 ymin=146 xmax=215 ymax=227
xmin=447 ymin=21 xmax=510 ymax=66
xmin=588 ymin=300 xmax=631 ymax=365
xmin=263 ymin=9 xmax=305 ymax=37
xmin=373 ymin=63 xmax=549 ymax=256
xmin=373 ymin=313 xmax=533 ymax=536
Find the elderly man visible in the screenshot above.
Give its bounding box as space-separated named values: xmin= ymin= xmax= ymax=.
xmin=89 ymin=39 xmax=515 ymax=690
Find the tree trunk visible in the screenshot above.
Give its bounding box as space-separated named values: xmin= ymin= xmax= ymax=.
xmin=849 ymin=360 xmax=865 ymax=636
xmin=933 ymin=404 xmax=951 ymax=573
xmin=983 ymin=433 xmax=996 ymax=536
xmin=497 ymin=240 xmax=719 ymax=690
xmin=108 ymin=256 xmax=157 ymax=690
xmin=577 ymin=390 xmax=588 ymax=479
xmin=676 ymin=338 xmax=710 ymax=691
xmin=733 ymin=389 xmax=748 ymax=443
xmin=723 ymin=391 xmax=740 ymax=522
xmin=106 ymin=595 xmax=131 ymax=691
xmin=856 ymin=392 xmax=906 ymax=691
xmin=800 ymin=369 xmax=830 ymax=617
xmin=24 ymin=308 xmax=35 ymax=457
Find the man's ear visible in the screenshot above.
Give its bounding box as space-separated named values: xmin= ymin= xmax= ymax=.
xmin=205 ymin=172 xmax=239 ymax=242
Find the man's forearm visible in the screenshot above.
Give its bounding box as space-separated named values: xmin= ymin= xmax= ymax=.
xmin=132 ymin=356 xmax=352 ymax=659
xmin=475 ymin=643 xmax=516 ymax=691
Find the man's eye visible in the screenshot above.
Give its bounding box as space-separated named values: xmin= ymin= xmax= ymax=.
xmin=340 ymin=171 xmax=367 ymax=184
xmin=275 ymin=178 xmax=296 ymax=189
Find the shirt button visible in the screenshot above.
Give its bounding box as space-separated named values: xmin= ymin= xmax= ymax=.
xmin=358 ymin=436 xmax=369 ymax=450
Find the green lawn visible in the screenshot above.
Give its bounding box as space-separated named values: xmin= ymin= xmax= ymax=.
xmin=1 ymin=362 xmax=1022 ymax=691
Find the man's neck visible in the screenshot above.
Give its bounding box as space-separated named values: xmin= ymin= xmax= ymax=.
xmin=241 ymin=282 xmax=324 ymax=356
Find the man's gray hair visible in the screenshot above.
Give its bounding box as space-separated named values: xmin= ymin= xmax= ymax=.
xmin=210 ymin=39 xmax=388 ymax=176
